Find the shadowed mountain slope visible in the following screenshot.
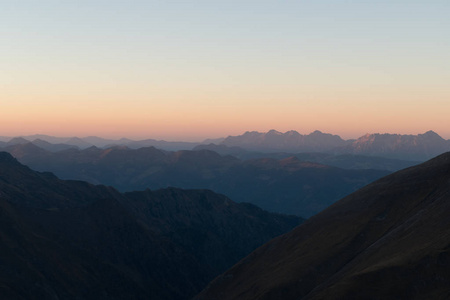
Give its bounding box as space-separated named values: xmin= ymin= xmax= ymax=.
xmin=3 ymin=145 xmax=388 ymax=217
xmin=0 ymin=152 xmax=301 ymax=299
xmin=197 ymin=152 xmax=450 ymax=300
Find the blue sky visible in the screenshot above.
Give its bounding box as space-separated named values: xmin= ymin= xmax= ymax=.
xmin=1 ymin=1 xmax=449 ymax=140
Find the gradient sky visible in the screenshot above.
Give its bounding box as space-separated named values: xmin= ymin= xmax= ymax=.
xmin=1 ymin=1 xmax=449 ymax=141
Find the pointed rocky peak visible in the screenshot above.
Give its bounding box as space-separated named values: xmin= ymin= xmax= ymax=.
xmin=5 ymin=142 xmax=49 ymax=158
xmin=6 ymin=137 xmax=30 ymax=146
xmin=420 ymin=130 xmax=443 ymax=140
xmin=284 ymin=130 xmax=301 ymax=137
xmin=83 ymin=145 xmax=101 ymax=152
xmin=266 ymin=129 xmax=282 ymax=135
xmin=309 ymin=130 xmax=324 ymax=135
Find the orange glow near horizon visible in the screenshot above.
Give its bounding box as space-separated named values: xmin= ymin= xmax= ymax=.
xmin=2 ymin=2 xmax=449 ymax=141
xmin=2 ymin=81 xmax=450 ymax=141
xmin=2 ymin=92 xmax=449 ymax=141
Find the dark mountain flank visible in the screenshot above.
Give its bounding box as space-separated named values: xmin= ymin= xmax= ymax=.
xmin=3 ymin=144 xmax=388 ymax=217
xmin=197 ymin=152 xmax=450 ymax=300
xmin=0 ymin=152 xmax=301 ymax=300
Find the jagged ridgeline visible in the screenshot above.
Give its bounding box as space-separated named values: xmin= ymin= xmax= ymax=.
xmin=0 ymin=152 xmax=301 ymax=300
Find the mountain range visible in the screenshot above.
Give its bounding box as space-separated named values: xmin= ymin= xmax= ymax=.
xmin=193 ymin=144 xmax=419 ymax=172
xmin=220 ymin=130 xmax=348 ymax=153
xmin=197 ymin=151 xmax=450 ymax=299
xmin=1 ymin=129 xmax=449 ymax=160
xmin=219 ymin=130 xmax=450 ymax=160
xmin=0 ymin=152 xmax=301 ymax=299
xmin=0 ymin=134 xmax=197 ymax=151
xmin=1 ymin=143 xmax=388 ymax=217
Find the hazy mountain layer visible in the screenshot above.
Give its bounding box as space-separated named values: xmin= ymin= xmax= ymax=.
xmin=2 ymin=129 xmax=449 ymax=159
xmin=219 ymin=130 xmax=450 ymax=160
xmin=194 ymin=143 xmax=419 ymax=171
xmin=346 ymin=130 xmax=450 ymax=160
xmin=3 ymin=144 xmax=388 ymax=217
xmin=0 ymin=135 xmax=197 ymax=151
xmin=221 ymin=129 xmax=348 ymax=153
xmin=0 ymin=152 xmax=300 ymax=299
xmin=197 ymin=152 xmax=450 ymax=300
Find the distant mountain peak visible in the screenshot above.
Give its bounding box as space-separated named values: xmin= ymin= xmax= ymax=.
xmin=310 ymin=130 xmax=323 ymax=135
xmin=421 ymin=130 xmax=441 ymax=138
xmin=6 ymin=137 xmax=30 ymax=146
xmin=285 ymin=130 xmax=301 ymax=136
xmin=267 ymin=129 xmax=282 ymax=135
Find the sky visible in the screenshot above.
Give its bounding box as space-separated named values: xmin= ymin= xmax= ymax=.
xmin=1 ymin=0 xmax=449 ymax=141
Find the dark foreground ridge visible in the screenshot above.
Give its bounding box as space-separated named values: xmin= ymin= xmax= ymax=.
xmin=197 ymin=152 xmax=450 ymax=300
xmin=0 ymin=152 xmax=301 ymax=300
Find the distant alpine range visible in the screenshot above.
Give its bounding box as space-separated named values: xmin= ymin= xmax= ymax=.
xmin=1 ymin=129 xmax=449 ymax=160
xmin=219 ymin=130 xmax=449 ymax=161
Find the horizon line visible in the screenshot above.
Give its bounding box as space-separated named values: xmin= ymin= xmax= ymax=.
xmin=0 ymin=129 xmax=447 ymax=143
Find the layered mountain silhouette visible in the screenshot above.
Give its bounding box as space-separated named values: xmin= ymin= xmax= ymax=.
xmin=2 ymin=130 xmax=448 ymax=159
xmin=0 ymin=135 xmax=197 ymax=151
xmin=221 ymin=130 xmax=348 ymax=153
xmin=0 ymin=152 xmax=301 ymax=299
xmin=2 ymin=144 xmax=388 ymax=217
xmin=219 ymin=130 xmax=450 ymax=160
xmin=197 ymin=152 xmax=450 ymax=300
xmin=194 ymin=144 xmax=418 ymax=172
xmin=346 ymin=130 xmax=450 ymax=160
